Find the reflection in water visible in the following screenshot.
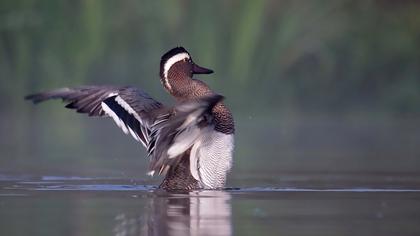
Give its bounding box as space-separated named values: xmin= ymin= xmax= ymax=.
xmin=114 ymin=191 xmax=232 ymax=236
xmin=2 ymin=176 xmax=420 ymax=236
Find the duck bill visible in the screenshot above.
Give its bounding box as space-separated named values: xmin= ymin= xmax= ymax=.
xmin=192 ymin=63 xmax=214 ymax=74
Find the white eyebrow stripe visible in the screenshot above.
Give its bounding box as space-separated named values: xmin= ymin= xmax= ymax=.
xmin=163 ymin=52 xmax=190 ymax=79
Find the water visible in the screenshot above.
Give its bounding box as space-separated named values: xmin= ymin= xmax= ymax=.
xmin=2 ymin=115 xmax=420 ymax=235
xmin=1 ymin=175 xmax=420 ymax=236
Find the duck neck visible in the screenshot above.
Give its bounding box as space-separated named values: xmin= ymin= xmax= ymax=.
xmin=171 ymin=77 xmax=193 ymax=99
xmin=167 ymin=78 xmax=212 ymax=101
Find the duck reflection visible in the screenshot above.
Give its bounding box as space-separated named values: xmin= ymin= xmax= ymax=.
xmin=114 ymin=190 xmax=232 ymax=236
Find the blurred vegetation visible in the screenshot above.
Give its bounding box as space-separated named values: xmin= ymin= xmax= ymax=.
xmin=1 ymin=0 xmax=419 ymax=114
xmin=1 ymin=0 xmax=420 ymax=177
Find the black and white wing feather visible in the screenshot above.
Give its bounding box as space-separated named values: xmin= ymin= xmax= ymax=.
xmin=25 ymin=86 xmax=162 ymax=147
xmin=26 ymin=86 xmax=224 ymax=177
xmin=147 ymin=94 xmax=224 ymax=175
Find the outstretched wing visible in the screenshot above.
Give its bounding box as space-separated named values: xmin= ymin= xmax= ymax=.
xmin=25 ymin=86 xmax=163 ymax=147
xmin=147 ymin=94 xmax=224 ymax=176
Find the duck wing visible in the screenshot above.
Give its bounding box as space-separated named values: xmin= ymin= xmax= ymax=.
xmin=147 ymin=94 xmax=224 ymax=176
xmin=25 ymin=86 xmax=163 ymax=148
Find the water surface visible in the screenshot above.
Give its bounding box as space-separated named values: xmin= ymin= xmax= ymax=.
xmin=1 ymin=175 xmax=420 ymax=236
xmin=2 ymin=116 xmax=420 ymax=235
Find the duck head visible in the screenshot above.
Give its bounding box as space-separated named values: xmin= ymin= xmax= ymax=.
xmin=160 ymin=47 xmax=213 ymax=94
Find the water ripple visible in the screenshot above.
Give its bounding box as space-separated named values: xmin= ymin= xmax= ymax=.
xmin=1 ymin=175 xmax=420 ymax=193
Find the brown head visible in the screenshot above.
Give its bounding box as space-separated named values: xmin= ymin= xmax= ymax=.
xmin=159 ymin=47 xmax=213 ymax=96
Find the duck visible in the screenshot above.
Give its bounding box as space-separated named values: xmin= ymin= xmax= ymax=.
xmin=25 ymin=47 xmax=235 ymax=190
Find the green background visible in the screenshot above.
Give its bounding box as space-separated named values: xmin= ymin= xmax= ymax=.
xmin=1 ymin=0 xmax=419 ymax=184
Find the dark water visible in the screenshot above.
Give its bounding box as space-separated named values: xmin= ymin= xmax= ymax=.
xmin=1 ymin=175 xmax=420 ymax=236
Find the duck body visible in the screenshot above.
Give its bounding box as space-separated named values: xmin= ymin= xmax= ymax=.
xmin=25 ymin=47 xmax=235 ymax=190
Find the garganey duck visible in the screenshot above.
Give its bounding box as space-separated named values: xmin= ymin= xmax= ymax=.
xmin=25 ymin=47 xmax=235 ymax=190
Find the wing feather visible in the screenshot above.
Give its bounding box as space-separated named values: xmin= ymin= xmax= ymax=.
xmin=26 ymin=86 xmax=225 ymax=180
xmin=25 ymin=86 xmax=163 ymax=148
xmin=147 ymin=94 xmax=224 ymax=176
